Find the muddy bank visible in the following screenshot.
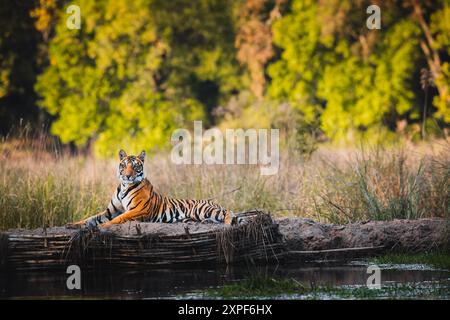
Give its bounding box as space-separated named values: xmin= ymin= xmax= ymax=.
xmin=1 ymin=216 xmax=448 ymax=271
xmin=5 ymin=217 xmax=449 ymax=252
xmin=277 ymin=218 xmax=450 ymax=252
xmin=1 ymin=213 xmax=283 ymax=270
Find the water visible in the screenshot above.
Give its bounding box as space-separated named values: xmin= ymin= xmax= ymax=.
xmin=1 ymin=262 xmax=449 ymax=299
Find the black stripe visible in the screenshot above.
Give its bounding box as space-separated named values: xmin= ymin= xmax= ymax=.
xmin=110 ymin=199 xmax=118 ymax=212
xmin=154 ymin=195 xmax=163 ymax=215
xmin=142 ymin=198 xmax=151 ymax=210
xmin=129 ymin=200 xmax=143 ymax=211
xmin=106 ymin=208 xmax=112 ymax=220
xmin=126 ymin=194 xmax=138 ymax=207
xmin=174 ymin=207 xmax=180 ymax=221
xmin=195 ymin=201 xmax=208 ymax=221
xmin=121 ymin=183 xmax=140 ymax=199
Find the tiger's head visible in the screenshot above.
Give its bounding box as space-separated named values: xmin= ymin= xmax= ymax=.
xmin=118 ymin=149 xmax=146 ymax=185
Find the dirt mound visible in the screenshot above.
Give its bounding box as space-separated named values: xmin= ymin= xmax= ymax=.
xmin=277 ymin=218 xmax=449 ymax=252
xmin=5 ymin=216 xmax=448 ymax=253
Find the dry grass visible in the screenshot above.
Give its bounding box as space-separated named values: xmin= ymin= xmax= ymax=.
xmin=0 ymin=133 xmax=448 ymax=230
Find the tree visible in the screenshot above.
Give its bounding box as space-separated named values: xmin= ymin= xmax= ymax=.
xmin=268 ymin=0 xmax=449 ymax=143
xmin=235 ymin=0 xmax=286 ymax=99
xmin=35 ymin=0 xmax=242 ymax=156
xmin=150 ymin=0 xmax=244 ymax=121
xmin=0 ymin=0 xmax=47 ymax=134
xmin=408 ymin=0 xmax=450 ymax=123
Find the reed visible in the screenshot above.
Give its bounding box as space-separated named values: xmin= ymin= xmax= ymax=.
xmin=0 ymin=132 xmax=448 ymax=229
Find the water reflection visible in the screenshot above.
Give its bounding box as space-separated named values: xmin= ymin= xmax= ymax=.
xmin=1 ymin=262 xmax=449 ymax=299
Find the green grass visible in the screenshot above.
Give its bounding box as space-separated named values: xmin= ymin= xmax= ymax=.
xmin=316 ymin=147 xmax=450 ymax=223
xmin=205 ymin=276 xmax=307 ymax=298
xmin=200 ymin=275 xmax=450 ymax=299
xmin=309 ymin=282 xmax=450 ymax=299
xmin=0 ymin=136 xmax=448 ymax=229
xmin=371 ymin=252 xmax=450 ymax=270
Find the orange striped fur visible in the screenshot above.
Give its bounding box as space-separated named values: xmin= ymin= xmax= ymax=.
xmin=68 ymin=150 xmax=234 ymax=228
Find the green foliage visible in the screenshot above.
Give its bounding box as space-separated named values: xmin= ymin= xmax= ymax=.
xmin=372 ymin=252 xmax=450 ymax=270
xmin=202 ymin=273 xmax=450 ymax=299
xmin=0 ymin=0 xmax=44 ymax=133
xmin=36 ymin=0 xmax=241 ymax=157
xmin=9 ymin=0 xmax=449 ymax=152
xmin=268 ymin=0 xmax=323 ymax=123
xmin=206 ymin=276 xmax=306 ymax=298
xmin=430 ymin=3 xmax=450 ymax=122
xmin=310 ymin=282 xmax=450 ymax=299
xmin=268 ymin=0 xmax=449 ymax=144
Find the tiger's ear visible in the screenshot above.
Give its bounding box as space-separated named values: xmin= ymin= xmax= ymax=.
xmin=119 ymin=149 xmax=127 ymax=160
xmin=138 ymin=150 xmax=146 ymax=162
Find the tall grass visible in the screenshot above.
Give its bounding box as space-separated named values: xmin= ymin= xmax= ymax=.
xmin=315 ymin=145 xmax=449 ymax=223
xmin=0 ymin=132 xmax=448 ymax=229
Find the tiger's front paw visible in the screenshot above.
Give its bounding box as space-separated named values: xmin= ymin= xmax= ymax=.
xmin=65 ymin=222 xmax=85 ymax=229
xmin=98 ymin=221 xmax=113 ymax=228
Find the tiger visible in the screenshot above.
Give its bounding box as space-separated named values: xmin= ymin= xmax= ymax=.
xmin=67 ymin=149 xmax=236 ymax=228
